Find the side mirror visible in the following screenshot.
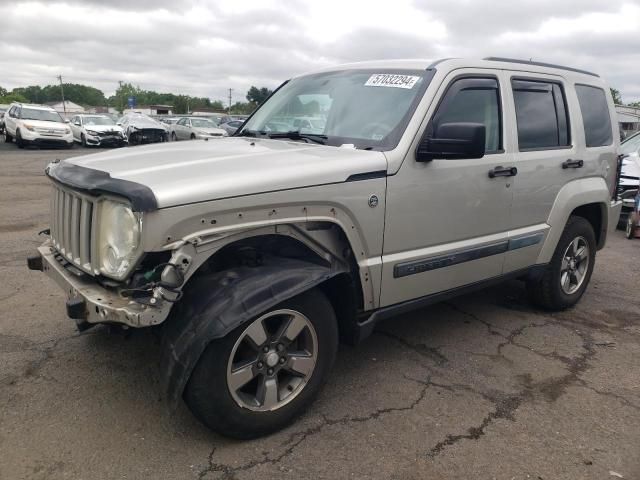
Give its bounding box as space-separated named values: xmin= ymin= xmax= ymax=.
xmin=416 ymin=122 xmax=486 ymax=162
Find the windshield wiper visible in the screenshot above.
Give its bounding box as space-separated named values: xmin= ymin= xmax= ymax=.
xmin=266 ymin=131 xmax=328 ymax=145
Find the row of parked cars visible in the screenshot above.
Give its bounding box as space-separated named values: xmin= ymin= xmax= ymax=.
xmin=0 ymin=102 xmax=248 ymax=148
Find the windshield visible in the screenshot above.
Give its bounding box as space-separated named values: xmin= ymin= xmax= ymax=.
xmin=83 ymin=116 xmax=115 ymax=126
xmin=191 ymin=118 xmax=217 ymax=128
xmin=239 ymin=69 xmax=431 ymax=149
xmin=20 ymin=108 xmax=63 ymax=123
xmin=621 ymin=132 xmax=640 ymax=155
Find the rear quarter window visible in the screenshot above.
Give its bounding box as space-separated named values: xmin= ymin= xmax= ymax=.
xmin=575 ymin=85 xmax=613 ymax=148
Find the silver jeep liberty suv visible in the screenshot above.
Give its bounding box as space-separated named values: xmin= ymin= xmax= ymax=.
xmin=29 ymin=57 xmax=622 ymax=438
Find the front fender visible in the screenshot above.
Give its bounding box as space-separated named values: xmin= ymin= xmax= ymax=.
xmin=160 ymin=256 xmax=346 ymax=408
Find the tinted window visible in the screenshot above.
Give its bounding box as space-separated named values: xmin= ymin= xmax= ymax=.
xmin=431 ymin=77 xmax=501 ymax=153
xmin=512 ymin=80 xmax=570 ymax=150
xmin=575 ymin=85 xmax=612 ymax=147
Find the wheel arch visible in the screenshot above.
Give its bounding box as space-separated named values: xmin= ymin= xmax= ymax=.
xmin=537 ymin=177 xmax=610 ymax=263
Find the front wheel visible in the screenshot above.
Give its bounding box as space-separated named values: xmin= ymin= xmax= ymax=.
xmin=527 ymin=216 xmax=596 ymax=310
xmin=184 ymin=288 xmax=338 ymax=439
xmin=171 ymin=132 xmax=177 ymax=141
xmin=81 ymin=133 xmax=87 ymax=147
xmin=3 ymin=131 xmax=11 ymax=143
xmin=15 ymin=130 xmax=24 ymax=148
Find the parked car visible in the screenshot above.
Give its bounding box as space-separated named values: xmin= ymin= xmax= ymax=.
xmin=170 ymin=117 xmax=227 ymax=141
xmin=219 ymin=119 xmax=244 ymax=135
xmin=69 ymin=114 xmax=126 ymax=147
xmin=617 ymin=131 xmax=640 ymax=228
xmin=0 ymin=108 xmax=6 ymax=133
xmin=3 ymin=103 xmax=73 ymax=148
xmin=624 ymin=188 xmax=640 ymax=239
xmin=29 ymin=57 xmax=621 ymax=439
xmin=117 ymin=113 xmax=168 ymax=145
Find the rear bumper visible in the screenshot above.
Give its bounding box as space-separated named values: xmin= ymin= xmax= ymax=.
xmin=29 ymin=243 xmax=170 ymax=329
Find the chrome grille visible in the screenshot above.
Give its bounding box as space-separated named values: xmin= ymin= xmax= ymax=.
xmin=50 ymin=185 xmax=96 ymax=274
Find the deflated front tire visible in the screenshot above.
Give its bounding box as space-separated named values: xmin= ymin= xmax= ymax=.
xmin=184 ymin=288 xmax=338 ymax=439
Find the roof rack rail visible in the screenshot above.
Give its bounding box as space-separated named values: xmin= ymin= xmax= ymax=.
xmin=483 ymin=57 xmax=599 ymax=78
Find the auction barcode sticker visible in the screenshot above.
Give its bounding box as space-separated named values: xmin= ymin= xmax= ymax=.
xmin=364 ymin=74 xmax=420 ymax=89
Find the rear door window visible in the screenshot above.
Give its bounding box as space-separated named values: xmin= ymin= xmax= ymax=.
xmin=512 ymin=79 xmax=570 ymax=150
xmin=575 ymin=85 xmax=613 ymax=147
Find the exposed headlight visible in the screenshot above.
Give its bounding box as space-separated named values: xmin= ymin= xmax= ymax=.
xmin=86 ymin=130 xmax=98 ymax=136
xmin=97 ymin=200 xmax=141 ymax=279
xmin=23 ymin=124 xmax=35 ymax=131
xmin=64 ymin=127 xmax=72 ymax=134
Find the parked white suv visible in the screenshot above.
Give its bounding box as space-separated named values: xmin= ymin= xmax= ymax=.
xmin=3 ymin=103 xmax=73 ymax=148
xmin=29 ymin=57 xmax=622 ymax=439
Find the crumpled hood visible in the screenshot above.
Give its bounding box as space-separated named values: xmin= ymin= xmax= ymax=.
xmin=621 ymin=152 xmax=640 ymax=185
xmin=57 ymin=137 xmax=388 ymax=208
xmin=84 ymin=124 xmax=123 ymax=134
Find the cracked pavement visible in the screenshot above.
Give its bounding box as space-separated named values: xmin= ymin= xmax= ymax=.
xmin=1 ymin=144 xmax=639 ymax=479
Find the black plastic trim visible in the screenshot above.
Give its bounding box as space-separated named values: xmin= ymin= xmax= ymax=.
xmin=484 ymin=57 xmax=599 ymax=77
xmin=46 ymin=161 xmax=158 ymax=212
xmin=393 ymin=241 xmax=508 ymax=278
xmin=345 ymin=170 xmax=388 ymax=182
xmin=393 ymin=232 xmax=544 ymax=279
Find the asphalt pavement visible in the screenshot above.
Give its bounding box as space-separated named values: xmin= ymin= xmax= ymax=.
xmin=1 ymin=141 xmax=639 ymax=480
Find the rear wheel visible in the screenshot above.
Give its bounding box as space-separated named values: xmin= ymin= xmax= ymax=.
xmin=184 ymin=288 xmax=338 ymax=439
xmin=527 ymin=216 xmax=596 ymax=310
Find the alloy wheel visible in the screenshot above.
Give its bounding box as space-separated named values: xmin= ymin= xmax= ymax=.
xmin=560 ymin=236 xmax=590 ymax=295
xmin=226 ymin=309 xmax=318 ymax=412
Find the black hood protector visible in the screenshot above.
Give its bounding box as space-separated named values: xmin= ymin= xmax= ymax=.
xmin=46 ymin=161 xmax=158 ymax=212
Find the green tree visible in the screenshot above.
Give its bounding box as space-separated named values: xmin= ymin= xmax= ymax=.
xmin=610 ymin=88 xmax=622 ymax=105
xmin=0 ymin=86 xmax=7 ymax=97
xmin=230 ymin=101 xmax=256 ymax=115
xmin=246 ymin=86 xmax=272 ymax=105
xmin=628 ymin=101 xmax=640 ymax=108
xmin=0 ymin=92 xmax=29 ymax=104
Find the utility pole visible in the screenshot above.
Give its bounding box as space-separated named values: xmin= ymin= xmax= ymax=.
xmin=118 ymin=80 xmax=124 ymax=113
xmin=228 ymin=88 xmax=233 ymax=114
xmin=56 ymin=75 xmax=66 ymax=115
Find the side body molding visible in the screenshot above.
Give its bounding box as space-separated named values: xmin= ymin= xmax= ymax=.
xmin=160 ymin=256 xmax=346 ymax=408
xmin=537 ymin=177 xmax=609 ymax=264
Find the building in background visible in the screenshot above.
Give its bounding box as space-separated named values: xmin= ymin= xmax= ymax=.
xmin=47 ymin=100 xmax=85 ymax=115
xmin=616 ymin=105 xmax=640 ymax=139
xmin=123 ymin=105 xmax=173 ymax=115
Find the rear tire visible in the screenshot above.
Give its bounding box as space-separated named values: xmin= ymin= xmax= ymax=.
xmin=184 ymin=288 xmax=338 ymax=439
xmin=527 ymin=216 xmax=596 ymax=310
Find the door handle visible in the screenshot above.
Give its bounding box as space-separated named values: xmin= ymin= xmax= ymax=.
xmin=562 ymin=159 xmax=584 ymax=169
xmin=488 ymin=166 xmax=518 ymax=178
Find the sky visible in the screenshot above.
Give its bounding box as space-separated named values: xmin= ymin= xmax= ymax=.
xmin=1 ymin=0 xmax=639 ymax=103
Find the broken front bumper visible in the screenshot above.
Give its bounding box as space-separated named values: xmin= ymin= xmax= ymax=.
xmin=28 ymin=243 xmax=170 ymax=329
